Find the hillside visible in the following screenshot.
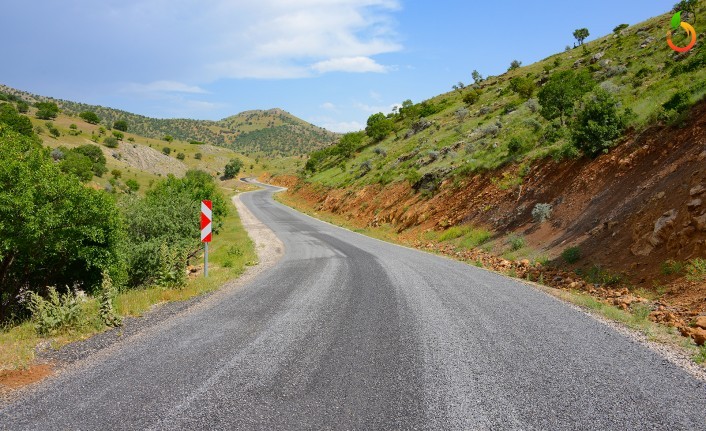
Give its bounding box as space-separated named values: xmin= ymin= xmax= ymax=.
xmin=270 ymin=5 xmax=706 ymax=342
xmin=0 ymin=84 xmax=337 ymax=156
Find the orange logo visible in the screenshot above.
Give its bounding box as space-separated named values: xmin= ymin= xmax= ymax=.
xmin=667 ymin=11 xmax=697 ymax=53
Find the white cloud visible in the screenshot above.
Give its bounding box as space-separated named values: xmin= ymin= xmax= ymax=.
xmin=311 ymin=56 xmax=389 ymax=73
xmin=320 ymin=120 xmax=365 ymax=133
xmin=124 ymin=80 xmax=208 ymax=94
xmin=321 ymin=102 xmax=337 ymax=110
xmin=354 ymin=101 xmax=397 ymax=114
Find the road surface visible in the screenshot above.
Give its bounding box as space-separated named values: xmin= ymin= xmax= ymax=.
xmin=2 ymin=183 xmax=706 ymax=430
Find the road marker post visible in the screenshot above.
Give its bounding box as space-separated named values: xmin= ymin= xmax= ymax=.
xmin=201 ymin=200 xmax=212 ymax=277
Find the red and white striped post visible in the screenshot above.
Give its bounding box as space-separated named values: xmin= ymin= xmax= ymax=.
xmin=201 ymin=200 xmax=212 ymax=277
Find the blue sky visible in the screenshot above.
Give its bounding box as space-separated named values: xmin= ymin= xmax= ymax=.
xmin=0 ymin=1 xmax=673 ymax=132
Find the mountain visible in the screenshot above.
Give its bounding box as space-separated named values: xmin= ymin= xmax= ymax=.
xmin=0 ymin=84 xmax=338 ymax=156
xmin=270 ymin=5 xmax=706 ymax=337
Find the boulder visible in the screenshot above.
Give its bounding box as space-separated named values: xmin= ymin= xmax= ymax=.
xmin=692 ymin=327 xmax=706 ymax=346
xmin=694 ymin=316 xmax=706 ymax=330
xmin=691 ymin=185 xmax=706 ymax=196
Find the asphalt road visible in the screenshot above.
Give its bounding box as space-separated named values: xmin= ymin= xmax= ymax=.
xmin=3 ymin=183 xmax=706 ymax=430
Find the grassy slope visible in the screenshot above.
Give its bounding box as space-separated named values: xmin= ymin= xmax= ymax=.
xmin=304 ymin=7 xmax=706 ymax=189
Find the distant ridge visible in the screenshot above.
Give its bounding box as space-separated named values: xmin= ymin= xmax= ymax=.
xmin=0 ymin=84 xmax=338 ymax=156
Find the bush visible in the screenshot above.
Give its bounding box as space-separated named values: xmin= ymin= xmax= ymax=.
xmin=73 ymin=144 xmax=107 ymax=177
xmin=538 ymin=69 xmax=595 ymax=124
xmin=16 ymin=101 xmax=29 ymax=113
xmin=571 ymin=89 xmax=625 ymax=157
xmin=119 ymin=170 xmax=227 ymax=287
xmin=111 ymin=169 xmax=122 ymax=179
xmin=79 ymin=111 xmax=100 ymax=124
xmin=223 ymin=158 xmax=243 ymax=179
xmin=509 ymin=76 xmax=535 ymax=99
xmin=99 ymin=273 xmax=122 ymax=327
xmin=660 ymin=259 xmax=684 ymax=275
xmin=176 ymin=152 xmax=186 ymax=161
xmin=532 ymin=203 xmax=552 ymax=222
xmin=125 ymin=179 xmax=140 ymax=193
xmin=561 ymin=246 xmax=581 ymax=264
xmin=113 ymin=120 xmax=128 ymax=132
xmin=508 ymin=59 xmax=522 ymax=71
xmin=189 ymin=140 xmax=205 ymax=145
xmin=507 ymin=136 xmax=524 ymax=155
xmin=460 ymin=228 xmax=492 ymax=248
xmin=462 ymin=89 xmax=481 ymax=106
xmin=194 ymin=152 xmax=202 ymax=160
xmin=162 ymin=147 xmax=171 ymax=155
xmin=508 ymin=234 xmax=526 ymax=251
xmin=0 ymin=104 xmax=33 ymax=136
xmin=104 ymin=136 xmax=119 ymax=148
xmin=0 ymin=125 xmax=124 ymax=320
xmin=662 ymin=90 xmax=691 ymax=113
xmin=112 ymin=131 xmax=124 ymax=140
xmin=686 ymin=258 xmax=706 ymax=281
xmin=163 ymin=135 xmax=174 ymax=142
xmin=35 ymin=101 xmax=59 ymax=120
xmin=27 ymin=287 xmax=84 ymax=335
xmin=59 ymin=151 xmax=94 ymax=182
xmin=405 ymin=169 xmax=421 ymax=185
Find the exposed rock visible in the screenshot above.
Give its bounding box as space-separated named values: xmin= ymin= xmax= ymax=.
xmin=648 ymin=209 xmax=678 ymax=246
xmin=590 ymin=51 xmax=605 ymax=63
xmin=690 ymin=184 xmax=706 ymax=196
xmin=692 ymin=214 xmax=706 ymax=231
xmin=688 ymin=199 xmax=703 ymax=209
xmin=692 ymin=327 xmax=706 ymax=346
xmin=695 ymin=316 xmax=706 ymax=330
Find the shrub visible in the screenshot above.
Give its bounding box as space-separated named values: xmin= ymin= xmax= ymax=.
xmin=113 ymin=119 xmax=128 ymax=132
xmin=163 ymin=135 xmax=174 ymax=142
xmin=462 ymin=89 xmax=481 ymax=106
xmin=613 ymin=23 xmax=629 ymax=34
xmin=79 ymin=111 xmax=100 ymax=124
xmin=99 ymin=273 xmax=122 ymax=327
xmin=686 ymin=258 xmax=706 ymax=281
xmin=50 ymin=148 xmax=64 ymax=161
xmin=405 ymin=169 xmax=421 ymax=185
xmin=104 ymin=136 xmax=119 ymax=148
xmin=189 ymin=140 xmax=205 ymax=145
xmin=16 ymin=101 xmax=29 ymax=113
xmin=125 ymin=179 xmax=140 ymax=193
xmin=373 ymin=147 xmax=387 ymax=157
xmin=112 ymin=130 xmax=124 ymax=140
xmin=571 ymin=89 xmax=625 ymax=157
xmin=162 ymin=147 xmax=171 ymax=155
xmin=49 ymin=127 xmax=60 ymax=138
xmin=360 ymin=160 xmax=372 ymax=175
xmin=194 ymin=152 xmax=202 ymax=160
xmin=662 ymin=90 xmax=691 ymax=113
xmin=538 ymin=69 xmax=595 ymax=125
xmin=561 ymin=246 xmax=581 ymax=264
xmin=460 ymin=228 xmax=492 ymax=248
xmin=508 ymin=234 xmax=525 ymax=251
xmin=27 ymin=287 xmax=84 ymax=335
xmin=223 ymin=158 xmax=243 ymax=179
xmin=660 ymin=259 xmax=684 ymax=275
xmin=510 ymin=76 xmax=535 ymax=99
xmin=455 ymin=108 xmax=469 ymax=122
xmin=35 ymin=101 xmax=59 ymax=120
xmin=111 ymin=169 xmax=122 ymax=179
xmin=176 ymin=152 xmax=186 ymax=160
xmin=73 ymin=144 xmax=108 ymax=177
xmin=532 ymin=203 xmax=552 ymax=222
xmin=507 ymin=136 xmax=524 ymax=155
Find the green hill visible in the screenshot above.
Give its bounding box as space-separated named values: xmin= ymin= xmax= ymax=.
xmin=0 ymin=85 xmax=337 ymax=156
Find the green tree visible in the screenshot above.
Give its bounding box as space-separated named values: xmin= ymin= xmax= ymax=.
xmin=336 ymin=131 xmax=365 ymax=158
xmin=223 ymin=158 xmax=243 ymax=179
xmin=571 ymin=89 xmax=625 ymax=157
xmin=509 ymin=76 xmax=536 ymax=99
xmin=176 ymin=152 xmax=186 ymax=161
xmin=508 ymin=60 xmax=522 ymax=71
xmin=35 ymin=102 xmax=59 ymax=120
xmin=59 ymin=151 xmax=94 ymax=182
xmin=0 ymin=104 xmax=33 ymax=136
xmin=472 ymin=70 xmax=483 ymax=83
xmin=79 ymin=111 xmax=101 ymax=125
xmin=365 ymin=112 xmax=393 ymax=142
xmin=162 ymin=147 xmax=171 ymax=155
xmin=194 ymin=152 xmax=203 ymax=160
xmin=163 ymin=135 xmax=174 ymax=142
xmin=0 ymin=125 xmax=124 ymax=320
xmin=573 ymin=28 xmax=590 ymax=45
xmin=538 ymin=69 xmax=595 ymax=125
xmin=72 ymin=144 xmax=107 ymax=177
xmin=113 ymin=119 xmax=128 ymax=132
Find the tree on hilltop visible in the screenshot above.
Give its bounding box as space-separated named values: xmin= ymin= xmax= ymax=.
xmin=573 ymin=28 xmax=590 ymax=45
